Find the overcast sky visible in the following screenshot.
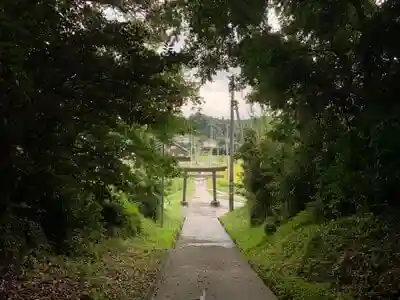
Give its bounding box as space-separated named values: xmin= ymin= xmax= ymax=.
xmin=104 ymin=6 xmax=280 ymax=120
xmin=181 ymin=71 xmax=260 ymax=119
xmin=181 ymin=10 xmax=280 ymax=119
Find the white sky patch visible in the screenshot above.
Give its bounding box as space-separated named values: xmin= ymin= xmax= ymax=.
xmin=183 ymin=9 xmax=280 ymax=119
xmin=181 ymin=71 xmax=263 ymax=119
xmin=103 ymin=4 xmax=280 ymax=119
xmin=103 ymin=6 xmax=126 ymax=21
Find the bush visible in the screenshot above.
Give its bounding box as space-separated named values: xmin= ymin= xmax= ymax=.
xmin=223 ymin=204 xmax=400 ymax=299
xmin=137 ymin=194 xmax=159 ymax=220
xmin=102 ymin=192 xmax=142 ymax=237
xmin=264 ymin=218 xmax=278 ymax=235
xmin=0 ymin=0 xmax=192 ymax=274
xmin=0 ymin=213 xmax=46 ymax=276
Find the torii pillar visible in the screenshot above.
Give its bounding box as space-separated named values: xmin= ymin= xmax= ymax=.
xmin=181 ymin=166 xmax=227 ymax=207
xmin=181 ymin=171 xmax=189 ymax=206
xmin=210 ymin=170 xmax=220 ymax=207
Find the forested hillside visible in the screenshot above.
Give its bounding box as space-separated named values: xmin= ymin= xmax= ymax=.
xmin=188 ymin=111 xmax=269 ymax=141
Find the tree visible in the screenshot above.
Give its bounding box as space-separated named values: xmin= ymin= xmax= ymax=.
xmin=169 ymin=0 xmax=400 ymax=215
xmin=0 ymin=0 xmax=197 ymax=267
xmin=170 ymin=2 xmax=400 ymax=297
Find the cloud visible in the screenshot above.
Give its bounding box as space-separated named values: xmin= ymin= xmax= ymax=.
xmin=181 ymin=9 xmax=280 ymax=119
xmin=103 ymin=5 xmax=278 ymax=120
xmin=182 ymin=71 xmax=261 ymax=119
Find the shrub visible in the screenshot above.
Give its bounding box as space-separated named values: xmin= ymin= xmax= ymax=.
xmin=264 ymin=218 xmax=278 ymax=235
xmin=102 ymin=192 xmax=142 ymax=237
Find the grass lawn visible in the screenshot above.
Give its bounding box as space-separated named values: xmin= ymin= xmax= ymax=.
xmin=220 ymin=207 xmax=358 ymax=300
xmin=197 ymin=155 xmax=245 ymax=201
xmin=5 ymin=181 xmax=195 ymax=300
xmin=194 ymin=154 xmax=227 ymax=166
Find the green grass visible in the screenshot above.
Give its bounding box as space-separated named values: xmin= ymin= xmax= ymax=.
xmin=195 ymin=154 xmax=228 ymax=166
xmin=198 ymin=155 xmax=245 ymax=201
xmin=137 ymin=179 xmax=194 ymax=249
xmin=220 ymin=207 xmax=355 ymax=300
xmin=214 ymin=184 xmax=229 ymax=193
xmin=166 ymin=177 xmax=186 ymax=196
xmin=7 ymin=182 xmax=195 ymax=300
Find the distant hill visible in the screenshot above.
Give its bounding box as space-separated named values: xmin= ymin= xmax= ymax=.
xmin=172 ymin=112 xmax=271 ymax=155
xmin=187 ymin=112 xmax=268 ymax=142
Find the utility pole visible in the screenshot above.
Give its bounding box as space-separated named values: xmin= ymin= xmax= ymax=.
xmin=228 ymin=75 xmax=235 ymax=212
xmin=225 ymin=123 xmax=229 ymax=157
xmin=209 ymin=125 xmax=213 ymax=166
xmin=234 ymin=101 xmax=244 ymax=144
xmin=190 ymin=133 xmax=192 ymax=166
xmin=216 ymin=134 xmax=220 ymax=165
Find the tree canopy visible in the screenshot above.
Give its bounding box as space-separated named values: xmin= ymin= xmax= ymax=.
xmin=166 ymin=1 xmax=400 ymax=297
xmin=2 ymin=0 xmax=400 ymax=297
xmin=167 ymin=0 xmax=400 ymax=216
xmin=0 ymin=0 xmax=198 ymax=267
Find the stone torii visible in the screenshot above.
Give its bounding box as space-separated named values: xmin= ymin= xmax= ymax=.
xmin=180 ymin=165 xmax=227 ymax=207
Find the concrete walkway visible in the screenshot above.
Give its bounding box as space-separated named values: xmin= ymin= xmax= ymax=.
xmin=206 ymin=188 xmax=248 ymax=203
xmin=152 ymin=179 xmax=276 ymax=300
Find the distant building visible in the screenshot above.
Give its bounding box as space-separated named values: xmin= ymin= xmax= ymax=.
xmin=202 ymin=139 xmax=218 ymax=149
xmin=174 ymin=135 xmax=190 ymax=145
xmin=201 ymin=139 xmax=222 ymax=155
xmin=165 ymin=139 xmax=191 ymax=160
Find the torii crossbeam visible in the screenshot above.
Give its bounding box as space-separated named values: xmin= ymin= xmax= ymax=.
xmin=180 ymin=165 xmax=227 ymax=207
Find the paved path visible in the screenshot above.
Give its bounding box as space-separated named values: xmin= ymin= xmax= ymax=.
xmin=152 ymin=179 xmax=276 ymax=300
xmin=206 ymin=188 xmax=248 ymax=203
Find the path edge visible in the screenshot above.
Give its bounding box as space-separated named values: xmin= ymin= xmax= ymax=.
xmin=145 ymin=216 xmax=186 ymax=300
xmin=217 ymin=216 xmax=277 ymax=299
xmin=217 ymin=216 xmax=257 ymax=271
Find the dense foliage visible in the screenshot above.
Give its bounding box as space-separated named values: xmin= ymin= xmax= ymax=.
xmin=0 ymin=0 xmax=197 ymax=276
xmin=177 ymin=0 xmax=400 ymax=220
xmin=186 ymin=112 xmax=258 ymax=155
xmin=3 ymin=0 xmax=400 ymax=298
xmin=188 ymin=112 xmax=252 ymax=139
xmin=172 ymin=0 xmax=400 ymax=298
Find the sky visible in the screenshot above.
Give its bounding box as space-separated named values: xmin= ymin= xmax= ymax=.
xmin=181 ymin=71 xmax=260 ymax=120
xmin=181 ymin=10 xmax=280 ymax=119
xmin=104 ymin=5 xmax=280 ymax=120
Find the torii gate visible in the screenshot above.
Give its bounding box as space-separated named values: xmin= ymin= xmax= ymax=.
xmin=166 ymin=139 xmax=227 ymax=207
xmin=180 ymin=165 xmax=227 ymax=207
